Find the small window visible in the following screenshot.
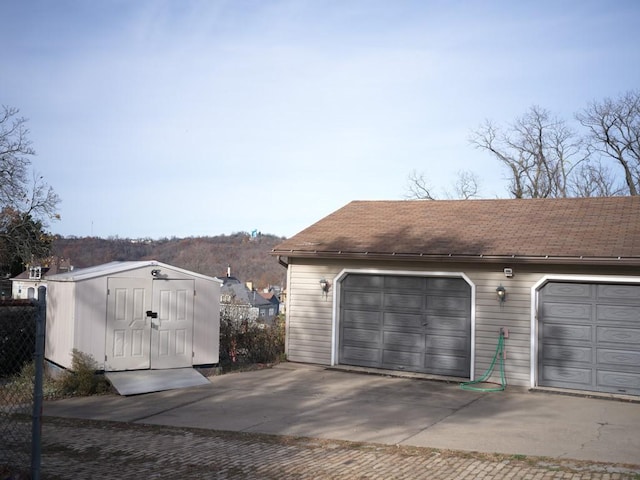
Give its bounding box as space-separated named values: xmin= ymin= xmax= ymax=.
xmin=29 ymin=267 xmax=42 ymax=280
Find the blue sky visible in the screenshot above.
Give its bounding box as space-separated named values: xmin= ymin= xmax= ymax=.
xmin=2 ymin=1 xmax=639 ymax=239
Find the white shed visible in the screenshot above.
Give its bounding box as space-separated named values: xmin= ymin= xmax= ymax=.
xmin=45 ymin=260 xmax=221 ymax=372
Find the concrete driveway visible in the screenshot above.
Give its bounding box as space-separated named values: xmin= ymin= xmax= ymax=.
xmin=43 ymin=362 xmax=640 ymax=466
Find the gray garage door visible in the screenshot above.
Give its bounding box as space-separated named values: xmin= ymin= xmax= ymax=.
xmin=339 ymin=274 xmax=471 ymax=377
xmin=539 ymin=282 xmax=640 ymax=396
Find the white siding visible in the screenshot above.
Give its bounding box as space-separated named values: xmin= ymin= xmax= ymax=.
xmin=467 ymin=269 xmax=537 ymax=386
xmin=45 ymin=281 xmax=76 ymax=369
xmin=285 ymin=258 xmax=640 ymax=387
xmin=286 ymin=262 xmax=337 ymax=364
xmin=74 ymin=275 xmax=110 ymax=369
xmin=193 ymin=277 xmax=220 ymax=365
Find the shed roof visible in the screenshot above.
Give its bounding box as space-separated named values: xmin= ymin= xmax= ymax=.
xmin=272 ymin=197 xmax=640 ymax=265
xmin=46 ymin=260 xmax=222 ymax=283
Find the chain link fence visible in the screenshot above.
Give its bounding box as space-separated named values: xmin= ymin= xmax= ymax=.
xmin=0 ymin=287 xmax=45 ymax=479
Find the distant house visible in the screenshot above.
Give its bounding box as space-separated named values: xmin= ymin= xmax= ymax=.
xmin=259 ymin=290 xmax=281 ymax=317
xmin=11 ymin=257 xmax=73 ymax=300
xmin=217 ymin=272 xmax=277 ymax=322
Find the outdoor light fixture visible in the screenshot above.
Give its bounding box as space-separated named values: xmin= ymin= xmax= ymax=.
xmin=151 ymin=269 xmax=161 ymax=277
xmin=320 ymin=278 xmax=331 ymax=300
xmin=496 ymin=284 xmax=506 ymax=303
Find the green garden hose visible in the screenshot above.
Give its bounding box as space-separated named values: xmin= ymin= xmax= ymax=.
xmin=460 ymin=330 xmax=506 ymax=392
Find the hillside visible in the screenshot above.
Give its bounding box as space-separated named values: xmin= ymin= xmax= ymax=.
xmin=52 ymin=233 xmax=287 ymax=289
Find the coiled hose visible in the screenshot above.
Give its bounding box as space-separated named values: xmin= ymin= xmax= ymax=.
xmin=460 ymin=330 xmax=506 ymax=392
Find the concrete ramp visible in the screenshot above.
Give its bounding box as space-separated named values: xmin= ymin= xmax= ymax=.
xmin=106 ymin=368 xmax=211 ymax=396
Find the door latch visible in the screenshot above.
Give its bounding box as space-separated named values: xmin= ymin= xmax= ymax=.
xmin=146 ymin=310 xmax=158 ymax=319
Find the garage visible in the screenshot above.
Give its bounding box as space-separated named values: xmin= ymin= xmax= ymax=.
xmin=339 ymin=274 xmax=471 ymax=377
xmin=538 ymin=281 xmax=640 ymax=396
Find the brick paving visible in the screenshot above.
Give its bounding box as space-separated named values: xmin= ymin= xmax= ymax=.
xmin=5 ymin=417 xmax=640 ymax=479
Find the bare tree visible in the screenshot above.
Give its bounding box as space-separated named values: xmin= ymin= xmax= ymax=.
xmin=576 ymin=90 xmax=640 ymax=196
xmin=404 ymin=169 xmax=437 ymax=200
xmin=0 ymin=106 xmax=33 ymax=207
xmin=470 ymin=106 xmax=587 ymax=198
xmin=449 ymin=170 xmax=480 ymax=200
xmin=404 ymin=169 xmax=480 ymax=200
xmin=571 ymin=160 xmax=625 ymax=198
xmin=0 ymin=105 xmax=60 ymax=274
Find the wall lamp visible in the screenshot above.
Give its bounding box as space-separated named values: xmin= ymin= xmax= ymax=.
xmin=151 ymin=269 xmax=161 ymax=277
xmin=496 ymin=284 xmax=506 ymax=303
xmin=319 ymin=278 xmax=331 ymax=298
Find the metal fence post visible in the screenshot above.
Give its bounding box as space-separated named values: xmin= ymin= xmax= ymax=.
xmin=31 ymin=286 xmax=46 ymax=480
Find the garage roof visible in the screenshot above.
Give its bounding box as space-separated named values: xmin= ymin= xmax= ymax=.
xmin=272 ymin=197 xmax=640 ymax=265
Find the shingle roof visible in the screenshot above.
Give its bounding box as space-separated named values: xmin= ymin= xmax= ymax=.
xmin=221 ymin=283 xmax=272 ymax=307
xmin=272 ymin=197 xmax=640 ymax=265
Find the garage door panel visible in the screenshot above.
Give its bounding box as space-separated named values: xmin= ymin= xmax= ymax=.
xmin=543 ymin=283 xmax=592 ymax=298
xmin=344 ymin=291 xmax=382 ymax=309
xmin=425 ymin=353 xmax=467 ymax=376
xmin=541 ymin=302 xmax=592 ymax=320
xmin=598 ymin=284 xmax=640 ymax=301
xmin=383 ymin=331 xmax=423 ymax=350
xmin=385 ymin=276 xmax=424 ymax=290
xmin=427 ymin=277 xmax=470 ymax=294
xmin=383 ymin=350 xmax=422 ymax=369
xmin=596 ymin=305 xmax=640 ymax=323
xmin=342 ymin=346 xmax=380 ymax=366
xmin=541 ymin=365 xmax=592 ymax=385
xmin=596 ymin=348 xmax=640 ymax=368
xmin=539 ymin=281 xmax=640 ymax=396
xmin=597 ymin=370 xmax=640 ymax=394
xmin=385 ymin=293 xmax=423 ymax=310
xmin=426 ymin=334 xmax=467 ymax=353
xmin=343 ymin=327 xmax=381 ymax=346
xmin=343 ymin=309 xmax=381 ymax=327
xmin=428 ymin=315 xmax=469 ymax=332
xmin=597 ymin=326 xmax=640 ymax=344
xmin=383 ymin=312 xmax=423 ymax=330
xmin=345 ymin=275 xmax=384 ymax=289
xmin=543 ymin=345 xmax=593 ymax=363
xmin=428 ymin=296 xmax=469 ymax=313
xmin=543 ymin=323 xmax=592 ymax=342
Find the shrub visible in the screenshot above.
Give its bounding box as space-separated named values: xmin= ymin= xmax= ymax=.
xmin=1 ymin=360 xmax=60 ymax=405
xmin=57 ymin=349 xmax=111 ymax=396
xmin=0 ymin=302 xmax=36 ymax=377
xmin=219 ymin=313 xmax=285 ymax=369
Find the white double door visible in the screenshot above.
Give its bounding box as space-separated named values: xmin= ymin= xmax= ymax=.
xmin=105 ymin=277 xmax=194 ymax=371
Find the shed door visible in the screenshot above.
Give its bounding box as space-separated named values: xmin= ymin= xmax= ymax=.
xmin=149 ymin=279 xmax=194 ymax=369
xmin=106 ymin=278 xmax=152 ymax=371
xmin=339 ymin=274 xmax=471 ymax=377
xmin=538 ymin=282 xmax=640 ymax=396
xmin=106 ymin=278 xmax=195 ymax=371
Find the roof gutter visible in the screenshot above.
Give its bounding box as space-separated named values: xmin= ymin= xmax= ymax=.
xmin=277 ymin=255 xmax=289 ymax=269
xmin=270 ymin=250 xmax=640 ymax=267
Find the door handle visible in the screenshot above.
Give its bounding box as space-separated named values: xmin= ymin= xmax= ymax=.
xmin=146 ymin=310 xmax=158 ymax=319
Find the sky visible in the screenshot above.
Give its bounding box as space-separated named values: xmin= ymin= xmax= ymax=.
xmin=2 ymin=1 xmax=639 ymax=239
